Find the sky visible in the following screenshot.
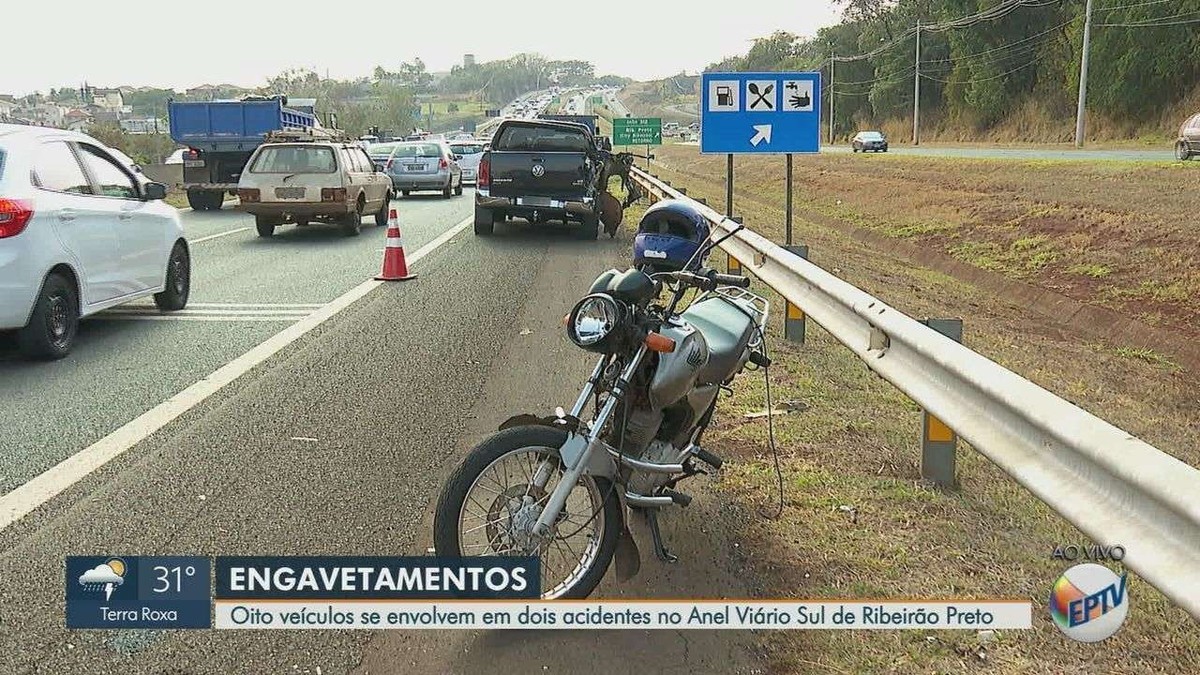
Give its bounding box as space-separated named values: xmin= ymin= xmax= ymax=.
xmin=1 ymin=0 xmax=842 ymax=95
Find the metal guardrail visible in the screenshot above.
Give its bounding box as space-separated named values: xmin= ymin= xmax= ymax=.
xmin=629 ymin=166 xmax=1200 ymax=618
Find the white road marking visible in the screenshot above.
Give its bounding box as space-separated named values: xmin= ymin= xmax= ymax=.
xmin=190 ymin=227 xmax=251 ymax=244
xmin=0 ymin=215 xmax=474 ymax=531
xmin=102 ymin=308 xmax=313 ymax=316
xmin=184 ymin=303 xmax=327 ymax=309
xmin=94 ymin=315 xmax=307 ymax=322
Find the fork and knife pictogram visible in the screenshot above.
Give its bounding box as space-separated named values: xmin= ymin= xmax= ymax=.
xmin=748 ymin=82 xmax=774 ymax=110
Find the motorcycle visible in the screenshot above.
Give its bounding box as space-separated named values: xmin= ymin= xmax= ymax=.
xmin=432 ymin=225 xmax=771 ymax=599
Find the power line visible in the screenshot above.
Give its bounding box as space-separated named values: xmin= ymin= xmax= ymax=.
xmin=919 ymin=19 xmax=1072 ymax=64
xmin=1098 ymin=8 xmax=1200 ymax=25
xmin=919 ymin=54 xmax=1044 ymax=84
xmin=1099 ymin=14 xmax=1200 ymax=25
xmin=1097 ymin=0 xmax=1176 ymax=11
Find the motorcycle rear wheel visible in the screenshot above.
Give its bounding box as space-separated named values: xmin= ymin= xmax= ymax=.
xmin=433 ymin=425 xmax=621 ymax=599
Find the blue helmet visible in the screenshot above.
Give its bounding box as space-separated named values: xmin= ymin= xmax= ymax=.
xmin=633 ymin=199 xmax=711 ymax=273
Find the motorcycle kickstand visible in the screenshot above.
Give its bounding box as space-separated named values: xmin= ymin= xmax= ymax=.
xmin=645 ymin=509 xmax=678 ymax=563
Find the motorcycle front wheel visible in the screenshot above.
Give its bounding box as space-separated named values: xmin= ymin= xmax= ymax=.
xmin=433 ymin=425 xmax=621 ymax=599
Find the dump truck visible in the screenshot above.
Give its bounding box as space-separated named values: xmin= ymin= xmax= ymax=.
xmin=168 ymin=96 xmax=318 ymax=210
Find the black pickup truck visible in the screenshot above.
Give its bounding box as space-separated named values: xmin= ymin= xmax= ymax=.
xmin=474 ymin=119 xmax=604 ymax=239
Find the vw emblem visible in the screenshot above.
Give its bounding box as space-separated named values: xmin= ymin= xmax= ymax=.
xmin=531 ymin=164 xmax=545 ymax=177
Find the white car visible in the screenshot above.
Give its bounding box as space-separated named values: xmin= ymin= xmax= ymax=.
xmin=0 ymin=124 xmax=190 ymax=359
xmin=448 ymin=140 xmax=486 ymax=185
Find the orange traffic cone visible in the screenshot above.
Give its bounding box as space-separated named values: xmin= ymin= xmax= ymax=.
xmin=376 ymin=209 xmax=416 ymax=281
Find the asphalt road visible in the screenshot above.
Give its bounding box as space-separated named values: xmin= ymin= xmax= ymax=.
xmin=0 ymin=206 xmax=758 ymax=674
xmin=0 ymin=194 xmax=471 ymax=496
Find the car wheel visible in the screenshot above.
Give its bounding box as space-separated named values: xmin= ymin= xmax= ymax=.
xmin=341 ymin=205 xmax=363 ymax=236
xmin=17 ymin=273 xmax=78 ymax=360
xmin=852 ymin=146 xmax=859 ymax=153
xmin=442 ymin=183 xmax=452 ymax=199
xmin=454 ymin=179 xmax=463 ymax=196
xmin=474 ymin=206 xmax=494 ymax=236
xmin=1177 ymin=141 xmax=1193 ymax=161
xmin=375 ymin=194 xmax=391 ymax=226
xmin=402 ymin=190 xmax=411 ymax=197
xmin=154 ymin=241 xmax=190 ymax=311
xmin=255 ymin=215 xmax=276 ymax=237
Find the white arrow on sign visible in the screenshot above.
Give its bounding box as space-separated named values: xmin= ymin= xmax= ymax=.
xmin=750 ymin=124 xmax=773 ymax=147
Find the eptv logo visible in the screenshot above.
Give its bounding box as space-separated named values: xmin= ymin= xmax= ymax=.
xmin=1049 ymin=563 xmax=1129 ymax=642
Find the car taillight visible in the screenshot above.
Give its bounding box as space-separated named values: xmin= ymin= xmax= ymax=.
xmin=185 ymin=148 xmax=201 ymax=160
xmin=439 ymin=157 xmax=449 ymax=169
xmin=478 ymin=156 xmax=490 ymax=188
xmin=321 ymin=188 xmax=347 ymax=202
xmin=237 ymin=188 xmax=260 ymax=203
xmin=0 ymin=198 xmax=34 ymax=238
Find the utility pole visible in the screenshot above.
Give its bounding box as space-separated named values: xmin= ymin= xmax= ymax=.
xmin=913 ymin=20 xmax=921 ymax=146
xmin=1075 ymin=0 xmax=1094 ymax=148
xmin=828 ymin=52 xmax=836 ymax=144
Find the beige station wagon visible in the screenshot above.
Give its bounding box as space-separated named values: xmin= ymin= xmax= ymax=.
xmin=237 ymin=138 xmax=393 ymax=237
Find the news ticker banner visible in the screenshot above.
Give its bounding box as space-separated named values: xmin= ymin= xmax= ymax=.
xmin=66 ymin=555 xmax=1032 ymax=631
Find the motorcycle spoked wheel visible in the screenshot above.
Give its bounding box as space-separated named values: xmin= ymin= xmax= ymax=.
xmin=433 ymin=425 xmax=621 ymax=600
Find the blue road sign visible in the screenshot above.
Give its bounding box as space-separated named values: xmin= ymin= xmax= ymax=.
xmin=700 ymin=72 xmax=822 ymax=154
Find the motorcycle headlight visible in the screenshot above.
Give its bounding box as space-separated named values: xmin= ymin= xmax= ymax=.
xmin=567 ymin=293 xmax=627 ymax=352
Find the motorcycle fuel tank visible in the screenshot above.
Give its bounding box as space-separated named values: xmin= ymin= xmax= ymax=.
xmin=647 ymin=320 xmax=709 ymax=410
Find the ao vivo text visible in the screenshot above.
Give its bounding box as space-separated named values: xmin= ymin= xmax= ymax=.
xmin=1052 ymin=544 xmax=1126 ymax=562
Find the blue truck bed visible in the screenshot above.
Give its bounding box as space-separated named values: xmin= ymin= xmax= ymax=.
xmin=168 ymin=99 xmax=316 ymax=152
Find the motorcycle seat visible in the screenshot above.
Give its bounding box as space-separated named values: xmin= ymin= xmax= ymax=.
xmin=681 ymin=296 xmax=756 ymax=384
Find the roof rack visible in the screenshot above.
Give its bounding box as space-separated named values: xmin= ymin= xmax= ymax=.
xmin=263 ymin=127 xmax=352 ymax=144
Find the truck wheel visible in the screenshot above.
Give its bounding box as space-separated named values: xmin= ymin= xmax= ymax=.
xmin=186 ymin=189 xmax=207 ymax=211
xmin=341 ymin=208 xmax=362 ymax=237
xmin=255 ymin=215 xmax=276 ymax=237
xmin=577 ymin=214 xmax=599 ymax=240
xmin=201 ymin=190 xmax=223 ymax=211
xmin=474 ymin=206 xmax=494 ymax=236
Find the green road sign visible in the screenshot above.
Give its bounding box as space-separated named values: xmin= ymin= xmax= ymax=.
xmin=590 ymin=95 xmax=603 ymax=104
xmin=613 ymin=117 xmax=662 ymax=146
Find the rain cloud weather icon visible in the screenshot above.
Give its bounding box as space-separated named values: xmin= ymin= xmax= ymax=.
xmin=78 ymin=558 xmax=126 ymax=601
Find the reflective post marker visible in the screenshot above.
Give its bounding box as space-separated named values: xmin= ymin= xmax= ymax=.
xmin=728 ymin=216 xmax=744 ymax=275
xmin=920 ymin=318 xmax=963 ymax=487
xmin=784 ymin=245 xmax=808 ymax=343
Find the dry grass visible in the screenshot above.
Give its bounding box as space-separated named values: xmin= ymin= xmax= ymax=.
xmin=648 ymin=145 xmax=1200 ymax=339
xmin=633 ymin=151 xmax=1200 ymax=673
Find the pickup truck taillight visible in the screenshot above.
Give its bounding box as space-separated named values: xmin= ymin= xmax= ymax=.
xmin=185 ymin=148 xmax=202 ymax=160
xmin=237 ymin=188 xmax=260 ymax=203
xmin=321 ymin=188 xmax=347 ymax=202
xmin=0 ymin=198 xmax=34 ymax=238
xmin=477 ymin=156 xmax=490 ymax=188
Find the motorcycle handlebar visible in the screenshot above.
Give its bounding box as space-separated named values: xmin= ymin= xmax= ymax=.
xmin=668 ymin=270 xmax=752 ymax=291
xmin=713 ymin=273 xmax=751 ymax=289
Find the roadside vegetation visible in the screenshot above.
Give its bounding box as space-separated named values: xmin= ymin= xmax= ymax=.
xmin=707 ymin=0 xmax=1200 ymax=144
xmin=631 ymin=148 xmax=1200 ymax=672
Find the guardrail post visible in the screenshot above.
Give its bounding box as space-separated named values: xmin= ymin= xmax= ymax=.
xmin=783 ymin=245 xmax=809 ymax=343
xmin=919 ymin=318 xmax=963 ymax=487
xmin=727 ymin=216 xmax=744 ymax=275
